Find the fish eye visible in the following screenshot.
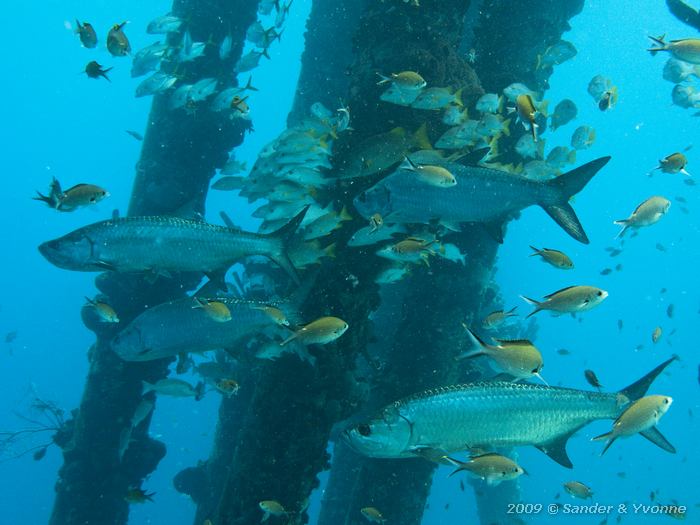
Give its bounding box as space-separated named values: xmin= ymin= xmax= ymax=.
xmin=663 ymin=398 xmax=669 ymax=404
xmin=501 ymin=471 xmax=507 ymax=476
xmin=531 ymin=367 xmax=540 ymax=373
xmin=357 ymin=424 xmax=372 ymax=437
xmin=596 ymin=291 xmax=603 ymax=296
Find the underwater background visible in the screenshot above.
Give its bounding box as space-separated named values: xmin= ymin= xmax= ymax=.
xmin=1 ymin=0 xmax=698 ymax=524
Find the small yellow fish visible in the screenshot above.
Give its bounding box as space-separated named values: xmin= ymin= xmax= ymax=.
xmin=85 ymin=297 xmax=119 ymax=323
xmin=444 ymin=453 xmax=525 ymax=486
xmin=511 ymin=94 xmax=540 ymax=141
xmin=481 ymin=307 xmax=518 ymax=329
xmin=376 ymin=71 xmax=426 ymax=90
xmin=460 ymin=326 xmax=546 ymax=383
xmin=656 ymin=152 xmax=690 ymax=176
xmin=648 ymin=35 xmax=700 ymax=64
xmin=259 ymin=500 xmax=287 ymax=520
xmin=529 ymin=246 xmax=574 ymax=269
xmin=33 ymin=178 xmax=110 ymax=212
xmin=369 ymin=213 xmax=383 ymax=233
xmin=564 ymin=481 xmax=593 ymax=499
xmin=361 ymin=506 xmax=386 ymax=523
xmin=592 ymin=395 xmax=673 ymax=454
xmin=377 ymin=237 xmax=437 ymax=265
xmin=107 ymin=21 xmax=131 ymax=57
xmin=615 ymin=196 xmax=671 ymax=238
xmin=192 ymin=298 xmax=232 ymax=323
xmin=402 ymin=157 xmax=457 ymax=187
xmin=281 ymin=316 xmax=349 ymax=346
xmin=597 ymin=87 xmax=618 ymax=111
xmin=215 ymin=378 xmax=240 ymax=397
xmin=522 ymin=286 xmax=608 ymax=318
xmin=231 ymin=95 xmax=250 ymax=114
xmin=125 ymin=487 xmax=155 ymax=504
xmin=252 ymin=305 xmax=290 ymax=326
xmin=75 ymin=19 xmax=97 ymax=48
xmin=652 ymin=326 xmax=662 ymax=344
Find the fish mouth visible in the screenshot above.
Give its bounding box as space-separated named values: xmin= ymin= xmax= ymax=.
xmin=38 ymin=240 xmax=69 ymax=268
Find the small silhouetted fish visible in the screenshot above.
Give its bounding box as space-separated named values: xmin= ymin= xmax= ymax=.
xmin=444 ymin=503 xmax=450 ymax=510
xmin=557 ymin=348 xmax=571 ymax=355
xmin=617 ymin=319 xmax=624 ymax=330
xmin=650 ymin=490 xmax=656 ymax=502
xmin=5 ymin=331 xmax=17 ymax=343
xmin=599 ymin=518 xmax=608 ymax=525
xmin=584 ymin=369 xmax=602 ymax=390
xmin=667 ymin=304 xmax=675 ymax=318
xmin=459 ymin=480 xmax=465 ymax=492
xmin=676 ymin=196 xmax=687 ymax=203
xmin=600 ymin=268 xmax=612 ymax=275
xmin=656 ymin=243 xmax=666 ymax=252
xmin=683 ymin=178 xmax=696 ymax=186
xmin=555 ymin=492 xmax=561 ymax=500
xmin=615 ymin=264 xmax=623 ymax=271
xmin=33 ymin=447 xmax=48 ymax=461
xmin=635 ymin=344 xmax=644 ymax=351
xmin=669 ymin=328 xmax=677 ymax=336
xmin=609 ymin=248 xmax=623 ymax=257
xmin=679 ymin=206 xmax=690 ymax=214
xmin=660 ymin=287 xmax=667 ymax=294
xmin=125 ymin=130 xmax=143 ymax=141
xmin=616 ymin=472 xmax=626 ymax=478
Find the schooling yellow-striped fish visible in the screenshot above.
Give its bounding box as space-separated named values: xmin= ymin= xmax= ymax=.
xmin=344 ymin=357 xmax=676 ymax=468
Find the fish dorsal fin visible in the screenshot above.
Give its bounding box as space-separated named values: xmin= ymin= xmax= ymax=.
xmin=469 ymin=452 xmax=500 ymax=460
xmin=219 ymin=210 xmax=241 ymax=230
xmin=639 ymin=427 xmax=676 ymax=453
xmin=493 ymin=339 xmax=533 ymax=346
xmin=618 ymin=356 xmax=677 ymax=402
xmin=543 ymin=285 xmax=579 ymax=298
xmin=535 ymin=429 xmax=579 ymax=468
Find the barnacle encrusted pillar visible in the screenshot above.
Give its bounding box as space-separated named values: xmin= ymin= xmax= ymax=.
xmin=212 ymin=249 xmax=383 ymax=525
xmin=48 ymin=2 xmax=258 ymax=524
xmin=318 ymin=229 xmax=500 ymax=525
xmin=288 ymin=0 xmax=368 ymax=124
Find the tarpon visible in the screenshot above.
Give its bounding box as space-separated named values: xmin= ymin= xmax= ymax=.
xmin=344 ymin=357 xmax=676 ymax=468
xmin=38 ymin=207 xmax=308 ymax=285
xmin=353 ymin=151 xmax=610 ymax=244
xmin=112 ymin=297 xmax=287 ymax=361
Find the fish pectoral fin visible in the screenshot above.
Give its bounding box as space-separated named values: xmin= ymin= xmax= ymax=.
xmin=94 ymin=260 xmax=117 ymax=271
xmin=535 ymin=432 xmax=577 ymax=469
xmin=639 ymin=427 xmax=676 ymax=454
xmin=408 ymin=446 xmax=450 ymax=464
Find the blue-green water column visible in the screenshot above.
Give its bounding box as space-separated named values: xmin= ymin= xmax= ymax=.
xmin=48 ymin=2 xmax=259 ymax=524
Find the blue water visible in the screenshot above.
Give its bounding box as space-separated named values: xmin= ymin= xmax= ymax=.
xmin=1 ymin=0 xmax=697 ymax=523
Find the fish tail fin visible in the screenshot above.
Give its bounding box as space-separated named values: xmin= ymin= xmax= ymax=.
xmin=647 ymin=34 xmax=666 ymax=55
xmin=266 ymin=205 xmax=310 ymax=285
xmin=454 ymin=88 xmax=464 ymax=107
xmin=618 ymin=356 xmax=677 ymax=402
xmin=443 ymin=456 xmax=467 ymax=476
xmin=591 ymin=432 xmax=616 ymax=455
xmin=541 ymin=156 xmax=611 ymax=244
xmin=506 ymin=305 xmax=518 ymax=315
xmin=33 ymin=191 xmax=54 ymax=207
xmin=528 ymin=245 xmax=541 ymax=256
xmin=376 ymin=72 xmax=390 ymax=85
xmin=244 ymin=75 xmax=259 ymax=92
xmin=520 ymin=295 xmax=541 ymax=318
xmin=613 ymin=219 xmax=629 ymax=239
xmin=413 ymin=122 xmax=432 ymax=150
